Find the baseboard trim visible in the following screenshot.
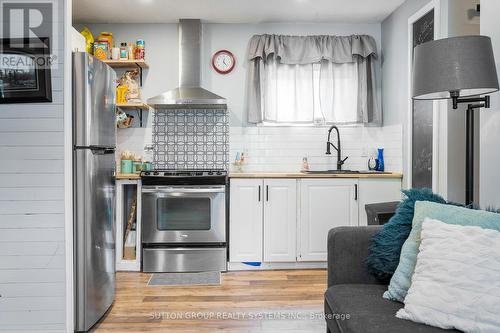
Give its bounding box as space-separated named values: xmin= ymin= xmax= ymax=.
xmin=228 ymin=262 xmax=327 ymax=271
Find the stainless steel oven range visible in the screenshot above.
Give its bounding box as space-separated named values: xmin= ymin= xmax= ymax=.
xmin=141 ymin=170 xmax=227 ymax=272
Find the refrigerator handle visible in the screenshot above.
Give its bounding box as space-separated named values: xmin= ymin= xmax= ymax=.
xmin=103 ymin=148 xmax=115 ymax=154
xmin=89 ymin=147 xmax=115 ymax=155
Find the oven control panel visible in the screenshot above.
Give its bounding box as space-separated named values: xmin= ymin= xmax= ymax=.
xmin=140 ymin=169 xmax=227 ymax=186
xmin=141 ymin=170 xmax=226 ymax=177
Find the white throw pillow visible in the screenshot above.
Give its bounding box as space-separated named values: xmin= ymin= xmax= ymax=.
xmin=396 ymin=218 xmax=500 ymax=333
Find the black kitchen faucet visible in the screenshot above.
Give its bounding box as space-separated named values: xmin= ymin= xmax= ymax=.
xmin=326 ymin=125 xmax=348 ymax=170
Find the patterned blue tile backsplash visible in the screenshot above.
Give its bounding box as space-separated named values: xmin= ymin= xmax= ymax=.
xmin=152 ymin=109 xmax=229 ymax=170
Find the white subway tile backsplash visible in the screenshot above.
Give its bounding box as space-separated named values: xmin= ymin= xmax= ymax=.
xmin=229 ymin=124 xmax=402 ymax=173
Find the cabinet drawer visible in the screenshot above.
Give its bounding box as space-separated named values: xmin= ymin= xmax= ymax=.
xmin=143 ymin=247 xmax=227 ymax=272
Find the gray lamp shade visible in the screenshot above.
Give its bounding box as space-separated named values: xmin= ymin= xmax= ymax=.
xmin=412 ymin=35 xmax=499 ymax=100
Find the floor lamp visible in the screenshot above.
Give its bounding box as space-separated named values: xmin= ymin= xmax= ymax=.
xmin=411 ymin=36 xmax=499 ymax=205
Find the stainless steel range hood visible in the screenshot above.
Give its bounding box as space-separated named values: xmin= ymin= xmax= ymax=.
xmin=148 ymin=19 xmax=227 ymax=109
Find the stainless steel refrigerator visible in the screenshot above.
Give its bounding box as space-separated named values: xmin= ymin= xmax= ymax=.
xmin=73 ymin=52 xmax=117 ymax=332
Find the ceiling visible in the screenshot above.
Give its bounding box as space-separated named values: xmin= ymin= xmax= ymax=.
xmin=73 ymin=0 xmax=407 ymax=24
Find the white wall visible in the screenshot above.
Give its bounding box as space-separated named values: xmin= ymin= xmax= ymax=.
xmin=0 ymin=0 xmax=67 ymax=331
xmin=479 ymin=0 xmax=500 ymax=208
xmin=77 ymin=22 xmax=403 ymax=172
xmin=381 ymin=0 xmax=431 ymax=126
xmin=76 ymin=22 xmax=382 ymax=125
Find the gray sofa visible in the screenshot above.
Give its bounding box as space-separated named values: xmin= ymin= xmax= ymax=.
xmin=324 ymin=226 xmax=461 ymax=333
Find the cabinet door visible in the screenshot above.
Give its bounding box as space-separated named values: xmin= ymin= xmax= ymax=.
xmin=358 ymin=179 xmax=402 ymax=226
xmin=229 ymin=179 xmax=263 ymax=262
xmin=298 ymin=179 xmax=358 ymax=261
xmin=263 ymin=179 xmax=297 ymax=262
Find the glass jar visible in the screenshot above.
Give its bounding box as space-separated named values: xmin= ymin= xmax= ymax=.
xmin=97 ymin=32 xmax=113 ymax=51
xmin=132 ymin=160 xmax=142 ymax=174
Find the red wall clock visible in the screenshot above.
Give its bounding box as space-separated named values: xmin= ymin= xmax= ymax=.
xmin=212 ymin=50 xmax=236 ymax=74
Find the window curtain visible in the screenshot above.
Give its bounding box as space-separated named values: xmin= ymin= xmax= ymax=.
xmin=246 ymin=34 xmax=381 ymax=124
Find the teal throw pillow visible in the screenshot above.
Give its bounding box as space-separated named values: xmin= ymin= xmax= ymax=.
xmin=384 ymin=201 xmax=500 ymax=302
xmin=366 ymin=188 xmax=446 ymax=282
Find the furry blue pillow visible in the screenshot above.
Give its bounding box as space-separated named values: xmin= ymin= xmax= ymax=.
xmin=365 ymin=188 xmax=446 ymax=282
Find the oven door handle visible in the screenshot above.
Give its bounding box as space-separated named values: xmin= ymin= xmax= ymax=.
xmin=142 ymin=187 xmax=225 ymax=194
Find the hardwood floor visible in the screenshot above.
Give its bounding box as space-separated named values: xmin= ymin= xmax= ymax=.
xmin=92 ymin=269 xmax=328 ymax=333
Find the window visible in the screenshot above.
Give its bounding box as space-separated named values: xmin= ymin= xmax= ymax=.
xmin=247 ymin=34 xmax=380 ymax=125
xmin=263 ymin=60 xmax=359 ymax=124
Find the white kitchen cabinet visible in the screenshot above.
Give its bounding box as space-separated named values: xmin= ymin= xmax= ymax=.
xmin=357 ymin=178 xmax=402 ymax=226
xmin=298 ymin=179 xmax=358 ymax=261
xmin=263 ymin=179 xmax=297 ymax=262
xmin=229 ymin=176 xmax=402 ymax=266
xmin=229 ymin=179 xmax=263 ymax=262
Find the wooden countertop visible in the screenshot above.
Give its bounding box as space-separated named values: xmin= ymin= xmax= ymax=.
xmin=229 ymin=172 xmax=403 ymax=179
xmin=115 ymin=173 xmax=141 ymax=180
xmin=115 ymin=172 xmax=403 ymax=180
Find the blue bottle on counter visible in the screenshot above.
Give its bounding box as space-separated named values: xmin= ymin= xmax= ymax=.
xmin=376 ymin=148 xmax=385 ymax=172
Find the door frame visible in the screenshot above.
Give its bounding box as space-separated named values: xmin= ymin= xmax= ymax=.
xmin=406 ymin=0 xmax=445 ymax=192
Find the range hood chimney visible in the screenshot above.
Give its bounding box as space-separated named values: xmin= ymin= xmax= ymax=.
xmin=147 ymin=19 xmax=227 ymax=109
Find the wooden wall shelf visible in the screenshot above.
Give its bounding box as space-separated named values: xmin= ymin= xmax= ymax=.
xmin=116 ymin=102 xmax=150 ymax=128
xmin=116 ymin=173 xmax=141 ymax=180
xmin=103 ymin=59 xmax=149 ymax=85
xmin=103 ymin=59 xmax=149 ymax=69
xmin=116 ymin=102 xmax=150 ymax=109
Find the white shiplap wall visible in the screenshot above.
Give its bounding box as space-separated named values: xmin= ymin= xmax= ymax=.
xmin=0 ymin=0 xmax=66 ymax=330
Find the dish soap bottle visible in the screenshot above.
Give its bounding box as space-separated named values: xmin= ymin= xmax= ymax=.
xmin=301 ymin=157 xmax=310 ymax=172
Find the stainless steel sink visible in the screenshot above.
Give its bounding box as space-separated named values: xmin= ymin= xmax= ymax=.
xmin=304 ymin=170 xmax=359 ymax=174
xmin=303 ymin=170 xmax=390 ymax=174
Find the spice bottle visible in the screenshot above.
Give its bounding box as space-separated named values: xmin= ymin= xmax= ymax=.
xmin=127 ymin=42 xmax=135 ymax=60
xmin=120 ymin=42 xmax=128 ymax=60
xmin=135 ymin=39 xmax=145 ymax=60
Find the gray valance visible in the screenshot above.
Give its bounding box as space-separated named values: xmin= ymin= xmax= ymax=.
xmin=248 ymin=34 xmax=378 ymax=65
xmin=246 ymin=34 xmax=381 ymax=125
